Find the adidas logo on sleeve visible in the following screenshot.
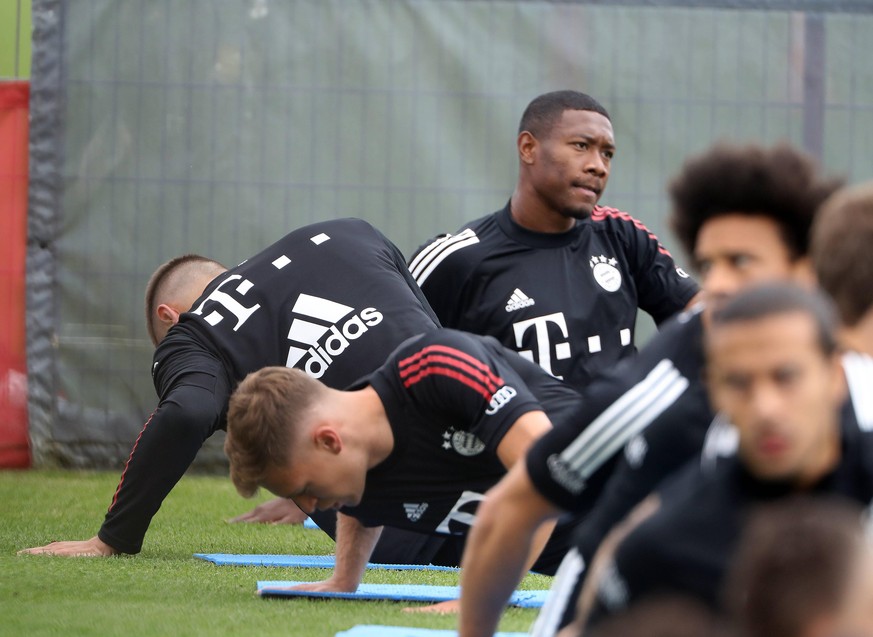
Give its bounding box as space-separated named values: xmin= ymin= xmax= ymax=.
xmin=505 ymin=288 xmax=536 ymax=312
xmin=285 ymin=293 xmax=384 ymax=378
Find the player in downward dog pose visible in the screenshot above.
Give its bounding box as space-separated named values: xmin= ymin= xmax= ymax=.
xmin=22 ymin=217 xmax=462 ymax=566
xmin=455 ymin=142 xmax=842 ymax=637
xmin=411 ymin=90 xmax=699 ymax=391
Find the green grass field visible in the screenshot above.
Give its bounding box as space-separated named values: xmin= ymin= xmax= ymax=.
xmin=2 ymin=470 xmax=549 ymax=636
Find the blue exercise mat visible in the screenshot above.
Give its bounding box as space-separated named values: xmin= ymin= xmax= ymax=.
xmin=257 ymin=581 xmax=547 ymax=608
xmin=194 ymin=553 xmax=458 ymax=571
xmin=335 ymin=626 xmax=528 ymax=637
xmin=303 ymin=517 xmax=318 ymax=529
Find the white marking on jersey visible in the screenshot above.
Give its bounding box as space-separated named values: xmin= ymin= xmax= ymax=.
xmin=505 ymin=288 xmax=536 ymax=312
xmin=514 ymin=312 xmax=572 ymax=379
xmin=550 ymin=360 xmax=689 ymax=491
xmin=204 ymin=311 xmax=223 ymax=326
xmin=292 ymin=293 xmax=354 ymax=323
xmin=590 ymin=255 xmax=622 ymax=292
xmin=700 ymin=412 xmax=737 ymax=472
xmin=310 ymin=233 xmax=330 ymax=245
xmin=403 ymin=503 xmax=428 ymax=522
xmin=588 ymin=335 xmax=602 ymax=353
xmin=843 ymin=351 xmax=873 ymax=431
xmin=435 ymin=490 xmax=486 ymax=534
xmin=287 ymin=318 xmax=332 ymax=345
xmin=530 ymin=548 xmax=586 ymax=637
xmin=624 ymin=434 xmax=648 ymax=468
xmin=284 ymin=294 xmax=355 ymax=367
xmin=620 ymin=328 xmax=631 ymax=346
xmin=409 ymin=229 xmax=479 ymax=285
xmin=272 ymin=255 xmax=291 ymax=269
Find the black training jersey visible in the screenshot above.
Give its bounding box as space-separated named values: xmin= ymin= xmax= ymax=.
xmin=592 ymin=420 xmax=873 ymax=621
xmin=340 ymin=329 xmax=583 ymax=537
xmin=526 ymin=306 xmax=710 ymax=516
xmin=409 ymin=203 xmax=699 ymax=389
xmin=155 ymin=218 xmax=440 ymax=403
xmin=100 ymin=218 xmax=440 ymax=554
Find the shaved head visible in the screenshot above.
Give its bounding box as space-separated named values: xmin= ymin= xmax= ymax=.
xmin=145 ymin=255 xmax=227 ymax=346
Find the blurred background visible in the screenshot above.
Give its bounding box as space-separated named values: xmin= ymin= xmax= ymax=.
xmin=3 ymin=0 xmax=872 ymax=472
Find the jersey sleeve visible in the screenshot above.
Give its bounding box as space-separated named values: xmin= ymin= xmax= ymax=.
xmin=390 ymin=330 xmax=543 ymax=453
xmin=97 ymin=337 xmax=231 ymax=553
xmin=407 ymin=231 xmax=481 ymax=328
xmin=595 ymin=207 xmax=699 ymax=324
xmin=571 ymin=388 xmax=712 ymax=564
xmin=98 ymin=365 xmax=228 ymax=553
xmin=525 ymin=318 xmax=698 ymax=511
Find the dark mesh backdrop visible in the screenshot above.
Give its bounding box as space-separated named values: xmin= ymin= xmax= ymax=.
xmin=27 ymin=0 xmax=873 ymax=469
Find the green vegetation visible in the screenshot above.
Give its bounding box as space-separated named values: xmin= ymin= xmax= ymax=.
xmin=0 ymin=0 xmax=31 ymax=78
xmin=2 ymin=470 xmax=548 ymax=636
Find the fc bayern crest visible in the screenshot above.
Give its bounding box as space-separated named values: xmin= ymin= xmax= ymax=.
xmin=590 ymin=255 xmax=622 ymax=292
xmin=442 ymin=427 xmax=486 ymax=456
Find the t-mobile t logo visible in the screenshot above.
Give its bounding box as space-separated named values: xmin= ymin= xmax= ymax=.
xmin=190 ymin=275 xmax=261 ymax=331
xmin=512 ymin=312 xmax=571 ymax=379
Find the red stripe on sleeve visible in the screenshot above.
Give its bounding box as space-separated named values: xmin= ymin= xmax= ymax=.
xmin=401 ymin=365 xmax=494 ymax=401
xmin=399 ymin=345 xmax=504 ymax=390
xmin=592 ymin=206 xmax=674 ymax=257
xmin=108 ymin=412 xmax=155 ymax=511
xmin=400 ymin=353 xmax=502 ymax=393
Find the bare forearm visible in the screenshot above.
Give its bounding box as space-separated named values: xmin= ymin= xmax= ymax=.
xmin=331 ymin=514 xmax=383 ymax=591
xmin=459 ymin=464 xmax=559 ymax=637
xmin=459 ymin=508 xmax=539 ymax=637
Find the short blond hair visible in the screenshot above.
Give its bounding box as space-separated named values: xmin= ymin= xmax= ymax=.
xmin=225 ymin=367 xmax=325 ymax=497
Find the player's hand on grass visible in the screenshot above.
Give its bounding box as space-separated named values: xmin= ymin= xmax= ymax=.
xmin=403 ymin=599 xmax=460 ymax=614
xmin=18 ymin=535 xmax=119 ymax=557
xmin=226 ymin=497 xmax=309 ymax=524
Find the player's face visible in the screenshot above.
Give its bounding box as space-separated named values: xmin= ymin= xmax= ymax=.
xmin=528 ymin=109 xmax=615 ymax=219
xmin=695 ymin=214 xmax=808 ymax=317
xmin=707 ymin=312 xmax=845 ymax=486
xmin=260 ymin=442 xmax=368 ymax=514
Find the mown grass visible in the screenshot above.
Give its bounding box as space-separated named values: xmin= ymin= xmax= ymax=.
xmin=2 ymin=470 xmax=549 ymax=636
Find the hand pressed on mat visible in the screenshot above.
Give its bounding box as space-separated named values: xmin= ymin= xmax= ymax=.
xmin=226 ymin=497 xmax=308 ymax=524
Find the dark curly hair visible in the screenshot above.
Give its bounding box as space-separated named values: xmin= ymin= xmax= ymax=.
xmin=669 ymin=142 xmax=843 ymax=262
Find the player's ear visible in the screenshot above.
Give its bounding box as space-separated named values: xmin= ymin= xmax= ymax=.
xmin=517 ymin=131 xmax=538 ymax=165
xmin=156 ymin=303 xmax=182 ymax=328
xmin=314 ymin=426 xmax=343 ymax=455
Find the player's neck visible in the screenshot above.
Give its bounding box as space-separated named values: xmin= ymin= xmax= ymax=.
xmin=839 ymin=311 xmax=873 ymax=357
xmin=509 ymin=188 xmax=577 ymax=234
xmin=341 ymin=387 xmax=395 ymax=469
xmin=793 ymin=424 xmax=842 ymax=490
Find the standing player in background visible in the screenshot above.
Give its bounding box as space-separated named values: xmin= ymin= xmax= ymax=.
xmin=455 ymin=143 xmax=842 ymax=637
xmin=410 ymin=90 xmax=700 ymax=390
xmin=21 ymin=218 xmax=455 ymax=565
xmin=812 ymin=180 xmax=873 ymax=425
